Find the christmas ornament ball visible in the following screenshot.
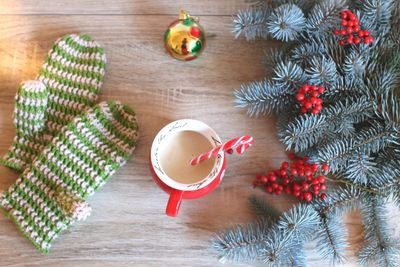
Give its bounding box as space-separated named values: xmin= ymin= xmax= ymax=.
xmin=164 ymin=10 xmax=206 ymax=61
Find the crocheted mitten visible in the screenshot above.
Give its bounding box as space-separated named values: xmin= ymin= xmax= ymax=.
xmin=1 ymin=34 xmax=107 ymax=172
xmin=0 ymin=101 xmax=139 ymax=253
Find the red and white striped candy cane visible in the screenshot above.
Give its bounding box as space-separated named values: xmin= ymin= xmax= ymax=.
xmin=190 ymin=135 xmax=254 ymax=166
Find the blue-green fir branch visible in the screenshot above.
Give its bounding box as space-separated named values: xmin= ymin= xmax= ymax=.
xmin=358 ymin=196 xmax=400 ymax=267
xmin=233 ymin=8 xmax=271 ymax=40
xmin=234 ymin=80 xmax=295 ymax=116
xmin=267 ymin=4 xmax=306 ymax=42
xmin=306 ymin=0 xmax=347 ymax=33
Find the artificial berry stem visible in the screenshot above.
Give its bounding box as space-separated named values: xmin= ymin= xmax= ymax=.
xmin=253 ymin=153 xmax=330 ymax=202
xmin=333 ymin=10 xmax=374 ymax=46
xmin=296 ymin=84 xmax=325 ymax=114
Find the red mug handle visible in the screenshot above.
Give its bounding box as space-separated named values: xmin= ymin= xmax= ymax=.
xmin=166 ymin=190 xmax=184 ymax=217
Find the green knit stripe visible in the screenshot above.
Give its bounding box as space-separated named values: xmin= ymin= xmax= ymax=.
xmin=40 ymin=68 xmax=100 ymax=93
xmin=44 ymin=59 xmax=104 ymax=80
xmin=108 ymin=101 xmax=138 ymax=130
xmin=46 ymin=84 xmax=99 ymax=106
xmin=1 ymin=101 xmax=138 ymax=253
xmin=13 ymin=178 xmax=63 ymax=234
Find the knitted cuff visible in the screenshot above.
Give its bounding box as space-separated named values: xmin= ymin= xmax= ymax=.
xmin=1 ymin=34 xmax=107 ymax=172
xmin=0 ymin=101 xmax=139 ymax=253
xmin=0 ymin=81 xmax=49 ymax=171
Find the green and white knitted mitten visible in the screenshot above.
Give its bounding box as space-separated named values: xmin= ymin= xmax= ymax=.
xmin=0 ymin=101 xmax=139 ymax=253
xmin=1 ymin=34 xmax=107 ymax=172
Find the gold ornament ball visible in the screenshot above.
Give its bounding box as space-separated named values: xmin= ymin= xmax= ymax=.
xmin=164 ymin=10 xmax=206 ymax=61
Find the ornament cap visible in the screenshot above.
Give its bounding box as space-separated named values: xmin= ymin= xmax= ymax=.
xmin=179 ymin=9 xmax=199 ymax=23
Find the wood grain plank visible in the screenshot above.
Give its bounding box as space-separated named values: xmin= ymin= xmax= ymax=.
xmin=0 ymin=13 xmax=396 ymax=267
xmin=0 ymin=1 xmax=248 ymax=15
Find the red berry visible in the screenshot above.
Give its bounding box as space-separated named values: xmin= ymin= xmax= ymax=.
xmin=305 ymin=102 xmax=313 ymax=109
xmin=311 ymin=108 xmax=319 ymax=115
xmin=341 ymin=20 xmax=348 ymax=27
xmin=347 ymin=37 xmax=353 ymax=44
xmin=304 ymin=192 xmax=313 ymax=202
xmin=312 ymin=179 xmax=320 ymax=185
xmin=280 ymin=170 xmax=287 ymax=177
xmin=293 ymin=183 xmax=301 ymax=192
xmin=283 ymin=178 xmax=290 ymax=185
xmin=272 ymin=183 xmax=279 ymax=189
xmin=275 ymin=190 xmax=282 ymax=196
xmin=303 ymin=85 xmax=311 ymax=92
xmin=334 ymin=29 xmax=340 ymax=35
xmin=318 ymin=176 xmax=326 ymax=183
xmin=314 ymin=185 xmax=320 ymax=191
xmin=347 ymin=21 xmax=354 ymax=27
xmin=269 ymin=175 xmax=276 ymax=182
xmin=322 ymin=164 xmax=329 ymax=171
xmin=312 ymin=91 xmax=319 ymax=97
xmin=354 ymin=37 xmax=361 ymax=44
xmin=347 ymin=27 xmax=353 ymax=34
xmin=288 ymin=153 xmax=296 ymax=160
xmin=320 ymin=193 xmax=327 ymax=200
xmin=358 ymin=30 xmax=365 ymax=37
xmin=310 ymin=85 xmax=317 ymax=91
xmin=281 ymin=161 xmax=289 ymax=169
xmin=296 ymin=93 xmax=305 ymax=101
xmin=301 ymin=107 xmax=308 ymax=113
xmin=349 ymin=14 xmax=357 ymax=21
xmin=291 ymin=168 xmax=298 ymax=175
xmin=353 ymin=26 xmax=360 ymax=33
xmin=285 ymin=186 xmax=292 ymax=194
xmin=364 ymin=30 xmax=370 ymax=37
xmin=340 ymin=29 xmax=346 ymax=35
xmin=318 ymin=87 xmax=325 ymax=94
xmin=301 ymin=182 xmax=309 ymax=190
xmin=341 ymin=13 xmax=348 ymax=19
xmin=303 ymin=156 xmax=310 ymax=161
xmin=339 ymin=40 xmax=345 ymax=46
xmin=320 ymin=184 xmax=327 ymax=191
xmin=294 ymin=191 xmax=301 ymax=197
xmin=266 ymin=186 xmax=273 ymax=193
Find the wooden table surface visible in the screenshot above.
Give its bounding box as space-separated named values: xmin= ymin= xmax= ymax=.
xmin=0 ymin=1 xmax=375 ymax=266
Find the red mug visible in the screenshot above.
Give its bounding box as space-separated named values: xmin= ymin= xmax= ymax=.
xmin=150 ymin=119 xmax=226 ymax=217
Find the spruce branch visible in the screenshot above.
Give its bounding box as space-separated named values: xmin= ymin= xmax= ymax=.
xmin=234 ymin=80 xmax=295 ymax=116
xmin=306 ymin=0 xmax=347 ymax=33
xmin=233 ymin=8 xmax=271 ymax=40
xmin=267 ymin=4 xmax=306 ymax=42
xmin=306 ymin=56 xmax=338 ymax=88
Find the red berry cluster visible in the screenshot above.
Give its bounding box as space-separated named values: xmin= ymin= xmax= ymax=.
xmin=295 ymin=84 xmax=325 ymax=114
xmin=253 ymin=154 xmax=329 ymax=202
xmin=333 ymin=10 xmax=373 ymax=46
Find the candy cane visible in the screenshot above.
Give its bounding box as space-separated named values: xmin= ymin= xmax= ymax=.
xmin=190 ymin=135 xmax=254 ymax=166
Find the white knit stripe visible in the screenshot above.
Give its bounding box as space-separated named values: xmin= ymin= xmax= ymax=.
xmin=43 ymin=60 xmax=105 ymax=77
xmin=64 ymin=130 xmax=111 ymax=171
xmin=56 ymin=39 xmax=106 ymax=62
xmin=11 ymin=189 xmax=54 ymax=241
xmin=75 ymin=120 xmax=126 ymax=164
xmin=33 ymin=158 xmax=80 ymax=198
xmin=15 ymin=96 xmax=48 ymax=107
xmin=46 ymin=107 xmax=75 ymax=122
xmin=2 ymin=156 xmax=24 ymax=168
xmin=20 ymin=80 xmax=47 ymax=93
xmin=70 ymin=34 xmax=101 ymax=48
xmin=43 ymin=63 xmax=103 ymax=89
xmin=42 ymin=148 xmax=93 ymax=196
xmin=39 ymin=77 xmax=98 ymax=101
xmin=54 ymin=140 xmax=104 ymax=185
xmin=10 ymin=209 xmax=48 ymax=250
xmin=48 ymin=94 xmax=86 ymax=110
xmin=99 ymin=105 xmax=138 ymax=139
xmin=0 ymin=193 xmax=11 ymax=210
xmin=47 ymin=53 xmax=106 ymax=76
xmin=88 ymin=113 xmax=132 ymax=154
xmin=14 ymin=121 xmax=45 ymax=132
xmin=14 ymin=108 xmax=46 ymax=121
xmin=10 ymin=147 xmax=36 ymax=162
xmin=17 ymin=175 xmax=60 ymax=229
xmin=14 ymin=136 xmax=47 ymax=152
